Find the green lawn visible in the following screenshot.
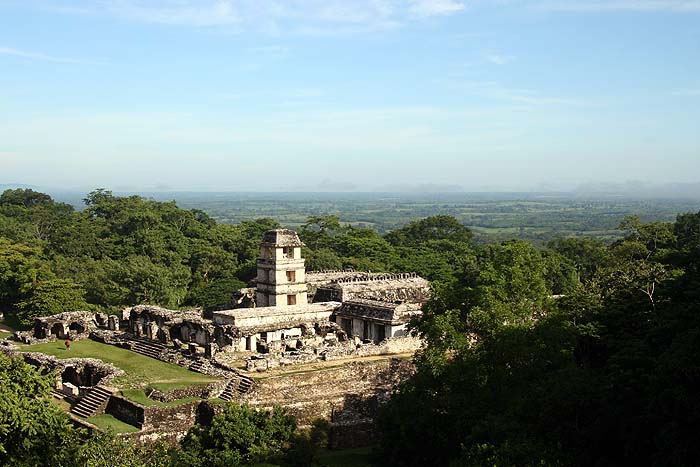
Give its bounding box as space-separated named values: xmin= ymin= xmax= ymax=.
xmin=20 ymin=339 xmax=219 ymax=390
xmin=87 ymin=414 xmax=140 ymax=433
xmin=120 ymin=389 xmax=201 ymax=407
xmin=0 ymin=331 xmax=11 ymax=339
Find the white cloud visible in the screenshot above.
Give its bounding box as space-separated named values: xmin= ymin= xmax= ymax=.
xmin=443 ymin=79 xmax=596 ymax=107
xmin=0 ymin=46 xmax=103 ymax=64
xmin=484 ymin=52 xmax=514 ymax=65
xmin=34 ymin=0 xmax=465 ymax=32
xmin=408 ymin=0 xmax=466 ymax=16
xmin=102 ymin=0 xmax=241 ymax=27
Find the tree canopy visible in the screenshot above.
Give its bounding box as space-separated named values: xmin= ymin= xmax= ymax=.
xmin=377 ymin=212 xmax=700 ymax=467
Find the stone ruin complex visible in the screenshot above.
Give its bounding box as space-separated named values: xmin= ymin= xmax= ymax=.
xmin=113 ymin=229 xmax=429 ymax=370
xmin=2 ymin=228 xmax=430 ymax=445
xmin=13 ymin=229 xmax=429 ymax=370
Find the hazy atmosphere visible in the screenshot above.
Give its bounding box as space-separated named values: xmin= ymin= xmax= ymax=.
xmin=1 ymin=0 xmax=699 ymax=191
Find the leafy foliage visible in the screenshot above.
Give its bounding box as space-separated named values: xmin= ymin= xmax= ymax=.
xmin=77 ymin=433 xmax=173 ymax=467
xmin=178 ymin=404 xmax=296 ymax=467
xmin=378 ymin=212 xmax=700 ymax=467
xmin=16 ymin=278 xmax=89 ymax=327
xmin=0 ymin=189 xmax=283 ymax=323
xmin=0 ymin=354 xmax=81 ymax=467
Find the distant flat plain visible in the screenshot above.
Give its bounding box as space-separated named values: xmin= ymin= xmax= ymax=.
xmin=54 ymin=191 xmax=700 ymax=245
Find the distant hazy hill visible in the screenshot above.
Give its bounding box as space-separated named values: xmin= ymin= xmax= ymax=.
xmin=573 ymin=181 xmax=700 ymax=199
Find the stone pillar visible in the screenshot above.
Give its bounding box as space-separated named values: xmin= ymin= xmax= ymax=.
xmin=247 ymin=334 xmax=258 ymax=352
xmin=205 ymin=343 xmax=218 ymax=358
xmin=195 ymin=329 xmax=207 ymax=346
xmin=159 ymin=325 xmax=171 ymax=344
xmin=108 ymin=315 xmax=120 ymax=331
xmin=239 ymin=337 xmax=247 ymax=351
xmin=148 ymin=322 xmax=159 ymax=340
xmin=352 ymin=319 xmax=364 ymax=339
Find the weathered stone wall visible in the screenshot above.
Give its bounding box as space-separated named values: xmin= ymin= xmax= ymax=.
xmin=106 ymin=395 xmax=199 ymax=441
xmin=314 ymin=274 xmax=430 ymax=305
xmin=113 ymin=401 xmax=202 ymax=445
xmin=323 ymin=336 xmax=422 ymax=361
xmin=306 ymin=269 xmax=357 ymax=302
xmin=13 ymin=311 xmax=99 ymax=344
xmin=97 ymin=358 xmax=414 ymax=450
xmin=212 ymin=302 xmax=340 ymax=332
xmin=143 ymin=401 xmax=200 ymax=434
xmin=5 ymin=350 xmax=124 ymax=387
xmin=106 ymin=395 xmax=146 ymax=428
xmin=245 ymin=336 xmax=421 ymax=371
xmin=189 ymin=359 xmax=414 ymax=449
xmin=240 ymin=358 xmax=414 ymax=449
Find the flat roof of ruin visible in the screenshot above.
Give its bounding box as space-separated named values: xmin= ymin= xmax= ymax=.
xmin=125 ymin=305 xmax=207 ymax=324
xmin=214 ymin=302 xmax=341 ymax=320
xmin=324 ymin=275 xmax=430 ymax=291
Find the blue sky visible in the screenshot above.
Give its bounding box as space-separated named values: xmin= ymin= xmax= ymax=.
xmin=1 ymin=0 xmax=699 ymax=192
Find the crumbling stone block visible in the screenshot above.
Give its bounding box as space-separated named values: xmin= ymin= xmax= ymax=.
xmin=108 ymin=315 xmax=120 ymax=331
xmin=95 ymin=313 xmax=108 ymax=327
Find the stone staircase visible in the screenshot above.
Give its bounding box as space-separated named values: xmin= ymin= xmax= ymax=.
xmin=128 ymin=339 xmax=166 ymax=360
xmin=189 ymin=359 xmax=208 ymax=374
xmin=71 ymin=386 xmax=113 ymax=419
xmin=219 ymin=374 xmax=254 ymax=401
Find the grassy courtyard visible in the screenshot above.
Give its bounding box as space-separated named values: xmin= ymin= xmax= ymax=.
xmin=20 ymin=339 xmax=219 ymax=390
xmin=87 ymin=414 xmax=140 ymax=433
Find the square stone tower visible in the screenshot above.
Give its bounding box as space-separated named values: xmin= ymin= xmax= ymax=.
xmin=256 ymin=229 xmax=308 ymax=307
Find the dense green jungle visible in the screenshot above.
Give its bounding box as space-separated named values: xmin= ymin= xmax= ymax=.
xmin=1 ymin=188 xmax=699 ymax=466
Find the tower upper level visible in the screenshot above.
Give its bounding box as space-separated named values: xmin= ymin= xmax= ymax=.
xmin=256 ymin=229 xmax=307 ymax=307
xmin=259 ymin=229 xmax=304 ymax=261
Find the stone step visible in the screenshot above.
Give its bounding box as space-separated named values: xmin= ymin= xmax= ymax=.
xmin=189 ymin=361 xmax=208 ymax=374
xmin=72 ymin=407 xmax=94 ymax=418
xmin=125 ymin=337 xmax=167 ymax=360
xmin=237 ymin=378 xmax=253 ymax=394
xmin=132 ymin=341 xmax=163 ymax=350
xmin=134 ymin=343 xmax=165 ymax=353
xmin=129 ymin=343 xmax=163 ymax=360
xmin=70 ymin=385 xmax=113 ymax=419
xmin=80 ymin=395 xmax=105 ymax=405
xmin=217 ymin=375 xmax=254 ymax=401
xmin=218 ymin=378 xmax=240 ymax=401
